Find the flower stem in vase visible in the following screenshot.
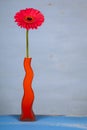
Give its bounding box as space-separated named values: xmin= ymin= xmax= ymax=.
xmin=26 ymin=30 xmax=29 ymax=58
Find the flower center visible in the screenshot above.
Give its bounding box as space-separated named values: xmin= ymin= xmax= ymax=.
xmin=27 ymin=17 xmax=32 ymax=21
xmin=24 ymin=16 xmax=34 ymax=23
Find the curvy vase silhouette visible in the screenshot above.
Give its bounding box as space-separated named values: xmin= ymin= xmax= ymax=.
xmin=20 ymin=57 xmax=35 ymax=121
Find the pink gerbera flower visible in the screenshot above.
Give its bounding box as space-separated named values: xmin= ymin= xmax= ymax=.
xmin=14 ymin=8 xmax=44 ymax=30
xmin=14 ymin=8 xmax=44 ymax=58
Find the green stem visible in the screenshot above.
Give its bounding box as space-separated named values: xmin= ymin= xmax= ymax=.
xmin=26 ymin=30 xmax=29 ymax=58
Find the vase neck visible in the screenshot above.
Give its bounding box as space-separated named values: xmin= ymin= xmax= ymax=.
xmin=24 ymin=57 xmax=32 ymax=65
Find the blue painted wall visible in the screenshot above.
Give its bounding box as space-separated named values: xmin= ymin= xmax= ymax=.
xmin=0 ymin=0 xmax=87 ymax=116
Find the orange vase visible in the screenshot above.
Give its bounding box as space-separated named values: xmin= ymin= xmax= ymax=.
xmin=20 ymin=57 xmax=35 ymax=121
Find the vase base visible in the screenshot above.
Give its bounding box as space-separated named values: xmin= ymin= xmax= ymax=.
xmin=20 ymin=115 xmax=35 ymax=121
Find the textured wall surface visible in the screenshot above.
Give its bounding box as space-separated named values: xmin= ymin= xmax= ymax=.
xmin=0 ymin=0 xmax=87 ymax=115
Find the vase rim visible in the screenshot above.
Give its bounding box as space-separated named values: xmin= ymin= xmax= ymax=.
xmin=24 ymin=57 xmax=32 ymax=59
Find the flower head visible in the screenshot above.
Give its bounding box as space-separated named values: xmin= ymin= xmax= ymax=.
xmin=14 ymin=8 xmax=44 ymax=30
